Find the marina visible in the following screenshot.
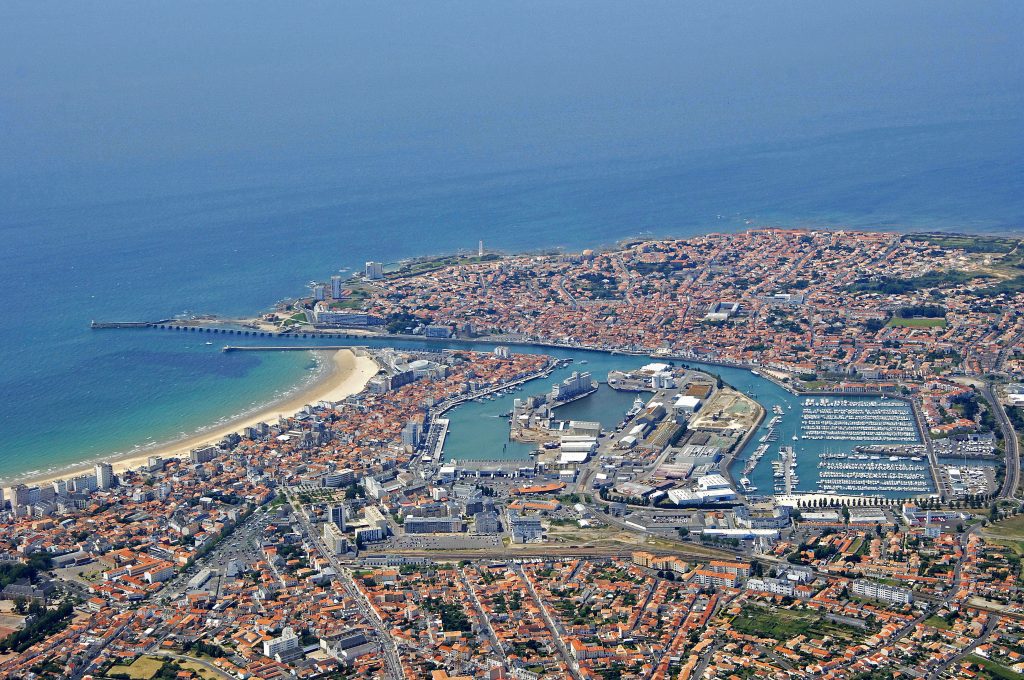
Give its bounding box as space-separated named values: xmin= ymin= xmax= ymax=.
xmin=730 ymin=390 xmax=930 ymax=497
xmin=800 ymin=398 xmax=930 ymax=496
xmin=817 ymin=459 xmax=931 ymax=494
xmin=800 ymin=398 xmax=918 ymax=441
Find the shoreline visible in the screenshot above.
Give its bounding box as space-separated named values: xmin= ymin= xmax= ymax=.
xmin=4 ymin=348 xmax=379 ymax=495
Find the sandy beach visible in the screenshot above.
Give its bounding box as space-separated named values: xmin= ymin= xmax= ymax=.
xmin=5 ymin=349 xmax=379 ymax=494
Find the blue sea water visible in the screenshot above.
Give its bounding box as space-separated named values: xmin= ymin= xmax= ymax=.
xmin=0 ymin=1 xmax=1022 ymax=480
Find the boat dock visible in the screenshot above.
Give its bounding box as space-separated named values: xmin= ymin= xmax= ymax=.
xmin=780 ymin=445 xmax=797 ymax=494
xmin=426 ymin=418 xmax=450 ymax=464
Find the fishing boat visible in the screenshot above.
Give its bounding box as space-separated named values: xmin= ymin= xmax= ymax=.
xmin=626 ymin=396 xmax=645 ymax=418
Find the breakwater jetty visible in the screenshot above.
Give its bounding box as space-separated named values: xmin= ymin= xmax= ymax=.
xmin=90 ymin=320 xmax=172 ymax=329
xmin=221 ymin=345 xmax=360 ymax=352
xmin=90 ymin=320 xmax=366 ymax=340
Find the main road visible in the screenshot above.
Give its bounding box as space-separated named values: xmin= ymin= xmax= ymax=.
xmin=983 ymin=383 xmax=1020 ymax=499
xmin=288 ymin=492 xmax=405 ymax=679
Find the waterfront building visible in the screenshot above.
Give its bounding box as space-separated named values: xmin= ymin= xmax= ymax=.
xmin=569 ymin=420 xmax=601 ymax=437
xmin=697 ymin=474 xmax=732 ymax=492
xmin=95 ymin=462 xmax=114 ymax=490
xmin=189 ymin=445 xmax=219 ymax=464
xmin=11 ymin=485 xmax=40 ymax=508
xmin=313 ymin=309 xmax=383 ymax=327
xmin=364 ymin=261 xmax=384 ymax=280
xmin=70 ymin=475 xmax=97 ymax=494
xmin=331 ymin=275 xmax=343 ymax=298
xmin=424 ymin=324 xmax=453 ymax=338
xmin=551 ymin=371 xmax=594 ymax=402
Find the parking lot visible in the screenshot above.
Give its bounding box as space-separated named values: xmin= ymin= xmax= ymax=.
xmin=379 ymin=534 xmax=502 ymax=551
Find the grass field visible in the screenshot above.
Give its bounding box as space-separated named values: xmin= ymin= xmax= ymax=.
xmin=178 ymin=660 xmax=215 ymax=678
xmin=908 ymin=233 xmax=1020 ymax=254
xmin=107 ymin=656 xmax=165 ymax=679
xmin=887 ymin=317 xmax=948 ymax=328
xmin=387 ymin=253 xmax=500 ymax=279
xmin=983 ymin=514 xmax=1024 ymax=542
xmin=731 ymin=605 xmax=864 ymax=643
xmin=964 ymin=654 xmax=1024 ymax=680
xmin=923 ymin=615 xmax=952 ymax=630
xmin=980 ymin=515 xmax=1024 ymax=555
xmin=330 ymin=285 xmax=372 ymax=310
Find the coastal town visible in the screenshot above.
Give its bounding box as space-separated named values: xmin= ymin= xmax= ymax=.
xmin=5 ymin=229 xmax=1024 ymax=679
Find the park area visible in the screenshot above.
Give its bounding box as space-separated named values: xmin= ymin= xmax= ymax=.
xmin=104 ymin=655 xmax=217 ymax=680
xmin=730 ymin=604 xmax=868 ymax=644
xmin=107 ymin=656 xmax=164 ymax=679
xmin=982 ymin=513 xmax=1024 ymax=555
xmin=886 ymin=317 xmax=948 ymax=328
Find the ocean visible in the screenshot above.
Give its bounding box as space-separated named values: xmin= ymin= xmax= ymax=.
xmin=0 ymin=1 xmax=1022 ymax=480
